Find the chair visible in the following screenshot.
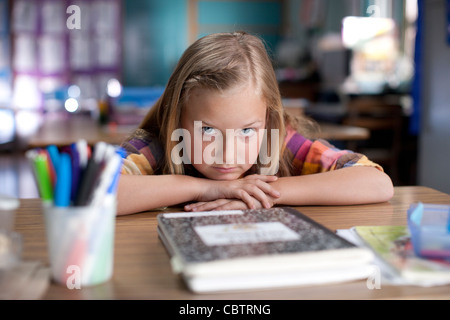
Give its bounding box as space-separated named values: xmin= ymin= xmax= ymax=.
xmin=342 ymin=96 xmax=403 ymax=184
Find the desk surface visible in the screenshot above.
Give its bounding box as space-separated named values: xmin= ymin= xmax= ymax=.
xmin=14 ymin=186 xmax=450 ymax=300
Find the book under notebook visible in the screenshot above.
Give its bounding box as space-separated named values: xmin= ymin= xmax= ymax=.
xmin=157 ymin=207 xmax=375 ymax=293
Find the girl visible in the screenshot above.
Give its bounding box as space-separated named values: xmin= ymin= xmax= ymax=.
xmin=117 ymin=32 xmax=393 ymax=216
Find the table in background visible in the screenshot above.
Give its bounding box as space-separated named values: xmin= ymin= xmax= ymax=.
xmin=14 ymin=186 xmax=450 ymax=299
xmin=28 ymin=113 xmax=369 ymax=148
xmin=27 ymin=115 xmax=135 ymax=148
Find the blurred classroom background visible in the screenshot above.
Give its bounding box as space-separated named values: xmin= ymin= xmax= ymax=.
xmin=1 ymin=0 xmax=449 ymax=198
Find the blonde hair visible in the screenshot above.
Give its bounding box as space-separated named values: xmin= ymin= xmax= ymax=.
xmin=139 ymin=31 xmax=300 ymax=176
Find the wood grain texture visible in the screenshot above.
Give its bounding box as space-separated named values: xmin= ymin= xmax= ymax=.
xmin=13 ymin=187 xmax=450 ymax=299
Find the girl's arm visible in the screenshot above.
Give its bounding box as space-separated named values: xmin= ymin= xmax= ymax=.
xmin=117 ymin=175 xmax=201 ymax=215
xmin=185 ymin=166 xmax=393 ymax=211
xmin=116 ymin=174 xmax=280 ymax=215
xmin=271 ymin=166 xmax=394 ymax=206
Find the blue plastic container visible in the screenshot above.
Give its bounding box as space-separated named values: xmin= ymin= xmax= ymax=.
xmin=407 ymin=203 xmax=450 ymax=259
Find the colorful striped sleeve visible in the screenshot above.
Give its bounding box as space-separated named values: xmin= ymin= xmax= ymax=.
xmin=120 ymin=129 xmax=164 ymax=175
xmin=284 ymin=128 xmax=383 ymax=176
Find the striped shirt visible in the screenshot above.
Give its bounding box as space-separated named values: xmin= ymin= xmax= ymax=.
xmin=120 ymin=128 xmax=382 ymax=176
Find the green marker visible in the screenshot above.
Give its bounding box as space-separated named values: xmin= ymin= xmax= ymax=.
xmin=34 ymin=154 xmax=54 ymax=203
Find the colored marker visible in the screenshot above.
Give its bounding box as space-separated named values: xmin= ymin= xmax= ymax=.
xmin=75 ymin=142 xmax=107 ymax=206
xmin=90 ymin=146 xmax=121 ymax=207
xmin=46 ymin=145 xmax=60 ymax=187
xmin=76 ymin=139 xmax=88 ymax=170
xmin=447 ymin=205 xmax=450 ymax=233
xmin=46 ymin=145 xmax=60 ymax=175
xmin=107 ymin=148 xmax=125 ymax=195
xmin=34 ymin=153 xmax=54 ymax=203
xmin=69 ymin=143 xmax=80 ymax=202
xmin=54 ymin=152 xmax=72 ymax=207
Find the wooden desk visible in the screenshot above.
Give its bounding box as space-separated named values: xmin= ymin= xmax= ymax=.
xmin=13 ymin=186 xmax=450 ymax=300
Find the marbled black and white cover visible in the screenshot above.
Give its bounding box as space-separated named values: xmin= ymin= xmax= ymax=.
xmin=157 ymin=207 xmax=355 ymax=264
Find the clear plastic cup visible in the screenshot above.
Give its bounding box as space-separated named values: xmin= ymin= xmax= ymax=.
xmin=43 ymin=199 xmax=116 ymax=287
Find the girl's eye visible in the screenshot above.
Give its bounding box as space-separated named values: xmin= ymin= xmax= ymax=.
xmin=202 ymin=126 xmax=217 ymax=135
xmin=239 ymin=128 xmax=256 ymax=137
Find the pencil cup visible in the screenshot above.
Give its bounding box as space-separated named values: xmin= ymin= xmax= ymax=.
xmin=43 ymin=199 xmax=116 ymax=287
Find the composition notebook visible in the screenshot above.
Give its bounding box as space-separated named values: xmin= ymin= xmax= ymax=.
xmin=157 ymin=207 xmax=375 ymax=293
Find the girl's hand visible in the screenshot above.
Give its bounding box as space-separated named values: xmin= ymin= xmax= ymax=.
xmin=185 ymin=199 xmax=248 ymax=212
xmin=195 ymin=174 xmax=280 ymax=210
xmin=185 ymin=195 xmax=276 ymax=212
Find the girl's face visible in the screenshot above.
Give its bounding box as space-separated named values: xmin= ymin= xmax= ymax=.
xmin=180 ymin=84 xmax=267 ymax=180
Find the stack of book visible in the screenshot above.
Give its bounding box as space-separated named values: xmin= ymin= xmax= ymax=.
xmin=157 ymin=207 xmax=375 ymax=293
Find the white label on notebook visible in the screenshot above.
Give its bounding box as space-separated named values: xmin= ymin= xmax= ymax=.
xmin=194 ymin=222 xmax=300 ymax=246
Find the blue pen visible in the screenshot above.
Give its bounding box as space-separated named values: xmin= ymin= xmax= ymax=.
xmin=46 ymin=145 xmax=59 ymax=188
xmin=89 ymin=145 xmax=121 ymax=206
xmin=54 ymin=152 xmax=72 ymax=207
xmin=107 ymin=148 xmax=125 ymax=194
xmin=447 ymin=206 xmax=450 ymax=233
xmin=46 ymin=145 xmax=60 ymax=173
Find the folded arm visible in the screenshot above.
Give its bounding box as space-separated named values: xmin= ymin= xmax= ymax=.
xmin=271 ymin=166 xmax=394 ymax=206
xmin=185 ymin=166 xmax=394 ymax=212
xmin=116 ymin=174 xmax=280 ymax=215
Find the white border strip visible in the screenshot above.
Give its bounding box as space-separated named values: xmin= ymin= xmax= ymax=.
xmin=162 ymin=210 xmax=244 ymax=219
